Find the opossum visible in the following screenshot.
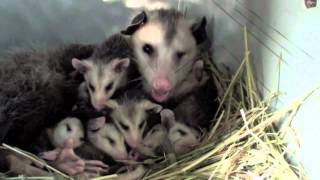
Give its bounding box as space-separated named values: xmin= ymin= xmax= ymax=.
xmin=161 ymin=109 xmax=201 ymax=155
xmin=49 ymin=117 xmax=85 ymax=149
xmin=87 ymin=122 xmax=129 ymax=161
xmin=72 ymin=34 xmax=139 ymax=111
xmin=0 ymin=43 xmax=94 ymax=150
xmin=30 ymin=117 xmax=85 ymax=155
xmin=139 ymin=109 xmax=201 ymax=157
xmin=105 ymin=92 xmax=162 ymax=149
xmin=121 ymin=9 xmax=207 ymax=103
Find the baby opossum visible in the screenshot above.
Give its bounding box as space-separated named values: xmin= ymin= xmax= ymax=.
xmin=30 ymin=117 xmax=84 ymax=156
xmin=161 ymin=109 xmax=201 ymax=155
xmin=140 ymin=109 xmax=201 ymax=156
xmin=48 ymin=117 xmax=85 ymax=149
xmin=105 ymin=92 xmax=162 ymax=149
xmin=0 ymin=43 xmax=93 ymax=150
xmin=87 ymin=123 xmax=129 ymax=161
xmin=122 ymin=9 xmax=207 ymax=103
xmin=72 ymin=34 xmax=138 ymax=111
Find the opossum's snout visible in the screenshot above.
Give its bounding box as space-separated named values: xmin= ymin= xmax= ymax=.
xmin=91 ymin=95 xmax=107 ymax=111
xmin=127 ymin=136 xmax=141 ymax=149
xmin=114 ymin=152 xmax=128 ymax=160
xmin=151 ymin=77 xmax=172 ymax=102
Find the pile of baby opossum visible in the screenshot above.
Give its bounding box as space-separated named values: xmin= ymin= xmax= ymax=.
xmin=0 ymin=8 xmax=218 ymax=179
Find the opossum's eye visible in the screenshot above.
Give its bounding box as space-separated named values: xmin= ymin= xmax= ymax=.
xmin=106 ymin=136 xmax=115 ymax=145
xmin=150 ymin=128 xmax=157 ymax=134
xmin=119 ymin=122 xmax=129 ymax=131
xmin=142 ymin=43 xmax=154 ymax=56
xmin=139 ymin=121 xmax=145 ymax=130
xmin=176 ymin=51 xmax=186 ymax=61
xmin=105 ymin=82 xmax=113 ymax=92
xmin=177 ymin=129 xmax=187 ymax=136
xmin=66 ymin=124 xmax=72 ymax=132
xmin=88 ymin=83 xmax=95 ymax=92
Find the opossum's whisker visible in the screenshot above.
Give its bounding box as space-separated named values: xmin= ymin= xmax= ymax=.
xmin=174 ymin=60 xmax=193 ymax=74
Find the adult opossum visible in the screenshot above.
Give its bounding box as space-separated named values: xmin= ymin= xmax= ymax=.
xmin=121 ymin=8 xmax=207 ymax=103
xmin=72 ymin=34 xmax=139 ymax=111
xmin=0 ymin=43 xmax=94 ymax=149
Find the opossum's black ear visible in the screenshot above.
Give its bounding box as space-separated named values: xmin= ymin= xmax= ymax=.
xmin=121 ymin=11 xmax=147 ymax=35
xmin=141 ymin=100 xmax=162 ymax=113
xmin=160 ymin=109 xmax=175 ymax=130
xmin=72 ymin=58 xmax=89 ymax=74
xmin=191 ymin=17 xmax=207 ymax=44
xmin=112 ymin=58 xmax=130 ymax=73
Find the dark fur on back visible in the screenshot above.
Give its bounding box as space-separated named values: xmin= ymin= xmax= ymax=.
xmin=0 ymin=44 xmax=91 ymax=150
xmin=91 ymin=34 xmax=133 ymax=62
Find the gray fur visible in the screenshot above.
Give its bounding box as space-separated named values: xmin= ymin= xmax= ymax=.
xmin=0 ymin=45 xmax=87 ymax=149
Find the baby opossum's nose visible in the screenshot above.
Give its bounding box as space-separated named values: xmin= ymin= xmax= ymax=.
xmin=92 ymin=99 xmax=106 ymax=111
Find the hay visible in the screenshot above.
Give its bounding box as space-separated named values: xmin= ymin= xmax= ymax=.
xmin=0 ymin=27 xmax=316 ymax=180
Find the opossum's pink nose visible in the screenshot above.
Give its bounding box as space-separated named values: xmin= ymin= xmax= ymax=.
xmin=115 ymin=153 xmax=128 ymax=160
xmin=152 ymin=78 xmax=172 ymax=92
xmin=151 ymin=78 xmax=171 ymax=102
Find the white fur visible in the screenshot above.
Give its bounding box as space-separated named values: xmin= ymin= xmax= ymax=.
xmin=87 ymin=123 xmax=128 ymax=160
xmin=51 ymin=117 xmax=84 ymax=148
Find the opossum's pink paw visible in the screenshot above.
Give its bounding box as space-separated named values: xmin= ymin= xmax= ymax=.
xmin=84 ymin=160 xmax=109 ymax=173
xmin=38 ymin=149 xmax=60 ymax=161
xmin=50 ymin=139 xmax=86 ymax=176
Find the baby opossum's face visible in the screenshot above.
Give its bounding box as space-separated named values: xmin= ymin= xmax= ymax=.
xmin=107 ymin=99 xmax=162 ymax=149
xmin=142 ymin=124 xmax=166 ymax=151
xmin=161 ymin=109 xmax=201 ymax=155
xmin=168 ymin=122 xmax=201 ymax=155
xmin=51 ymin=117 xmax=85 ymax=149
xmin=72 ymin=58 xmax=130 ymax=111
xmin=122 ymin=10 xmax=207 ymax=102
xmin=87 ymin=123 xmax=128 ymax=160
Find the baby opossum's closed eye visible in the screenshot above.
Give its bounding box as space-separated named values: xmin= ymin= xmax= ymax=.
xmin=106 ymin=136 xmax=116 ymax=146
xmin=105 ymin=82 xmax=114 ymax=92
xmin=176 ymin=129 xmax=187 ymax=136
xmin=119 ymin=121 xmax=129 ymax=131
xmin=138 ymin=121 xmax=146 ymax=130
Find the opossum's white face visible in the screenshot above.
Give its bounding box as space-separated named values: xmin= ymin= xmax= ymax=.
xmin=107 ymin=99 xmax=162 ymax=149
xmin=51 ymin=117 xmax=85 ymax=149
xmin=168 ymin=122 xmax=201 ymax=155
xmin=87 ymin=123 xmax=128 ymax=160
xmin=72 ymin=58 xmax=130 ymax=111
xmin=161 ymin=109 xmax=201 ymax=155
xmin=142 ymin=124 xmax=166 ymax=151
xmin=132 ymin=21 xmax=197 ymax=102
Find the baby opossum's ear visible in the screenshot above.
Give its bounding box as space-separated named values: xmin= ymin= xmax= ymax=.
xmin=72 ymin=58 xmax=90 ymax=74
xmin=160 ymin=109 xmax=175 ymax=130
xmin=112 ymin=58 xmax=130 ymax=73
xmin=121 ymin=11 xmax=147 ymax=35
xmin=140 ymin=100 xmax=162 ymax=113
xmin=191 ymin=17 xmax=207 ymax=44
xmin=104 ymin=100 xmax=119 ymax=110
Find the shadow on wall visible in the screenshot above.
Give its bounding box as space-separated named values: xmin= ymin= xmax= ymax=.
xmin=0 ymin=0 xmax=133 ymax=53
